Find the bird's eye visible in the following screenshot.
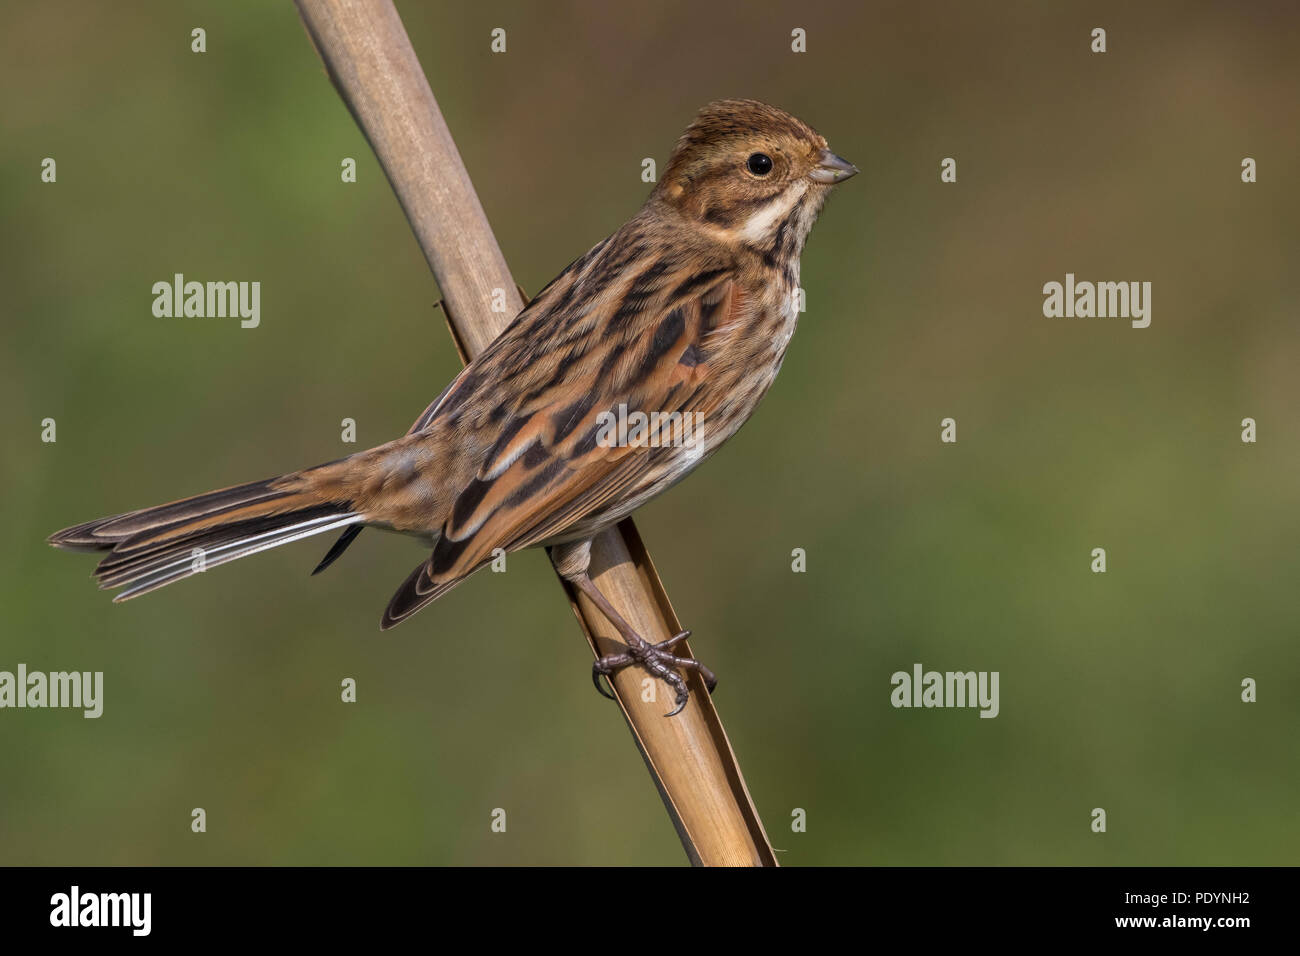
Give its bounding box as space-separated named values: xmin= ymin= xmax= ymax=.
xmin=746 ymin=153 xmax=773 ymax=176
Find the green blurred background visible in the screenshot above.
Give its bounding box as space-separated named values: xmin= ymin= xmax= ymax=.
xmin=2 ymin=0 xmax=1297 ymax=865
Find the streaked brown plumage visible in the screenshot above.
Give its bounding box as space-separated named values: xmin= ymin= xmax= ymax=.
xmin=48 ymin=99 xmax=857 ymax=714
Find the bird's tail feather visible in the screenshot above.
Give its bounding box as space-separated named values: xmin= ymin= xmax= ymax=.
xmin=48 ymin=471 xmax=364 ymax=601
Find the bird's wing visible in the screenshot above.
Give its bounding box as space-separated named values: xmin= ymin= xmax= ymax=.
xmin=425 ymin=271 xmax=746 ymax=585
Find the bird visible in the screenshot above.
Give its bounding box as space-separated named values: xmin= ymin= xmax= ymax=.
xmin=48 ymin=98 xmax=858 ymax=716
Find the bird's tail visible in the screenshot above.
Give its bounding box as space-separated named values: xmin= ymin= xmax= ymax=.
xmin=48 ymin=465 xmax=366 ymax=601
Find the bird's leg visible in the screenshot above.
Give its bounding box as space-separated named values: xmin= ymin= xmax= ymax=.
xmin=552 ymin=539 xmax=717 ymax=717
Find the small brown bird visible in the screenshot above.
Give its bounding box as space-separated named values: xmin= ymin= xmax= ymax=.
xmin=49 ymin=99 xmax=857 ymax=715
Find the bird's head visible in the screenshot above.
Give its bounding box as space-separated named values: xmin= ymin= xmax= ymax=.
xmin=654 ymin=98 xmax=857 ymax=251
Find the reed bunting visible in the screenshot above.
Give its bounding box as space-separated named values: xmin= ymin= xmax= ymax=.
xmin=49 ymin=99 xmax=857 ymax=715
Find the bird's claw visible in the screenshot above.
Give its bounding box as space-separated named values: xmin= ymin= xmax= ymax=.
xmin=590 ymin=629 xmax=718 ymax=717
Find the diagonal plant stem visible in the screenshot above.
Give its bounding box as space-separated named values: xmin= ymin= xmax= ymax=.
xmin=294 ymin=0 xmax=776 ymax=866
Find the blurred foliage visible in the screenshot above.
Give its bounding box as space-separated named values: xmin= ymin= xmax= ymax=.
xmin=0 ymin=0 xmax=1297 ymax=865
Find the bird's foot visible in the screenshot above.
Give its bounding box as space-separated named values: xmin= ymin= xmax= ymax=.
xmin=591 ymin=629 xmax=718 ymax=717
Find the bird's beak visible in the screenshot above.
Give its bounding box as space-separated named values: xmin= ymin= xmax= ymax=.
xmin=809 ymin=149 xmax=859 ymax=184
